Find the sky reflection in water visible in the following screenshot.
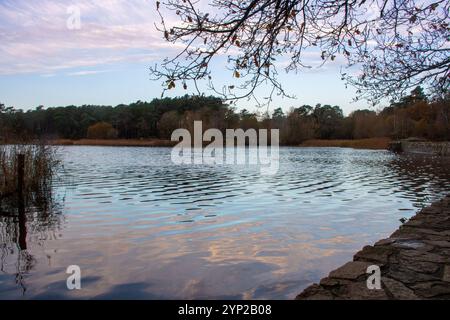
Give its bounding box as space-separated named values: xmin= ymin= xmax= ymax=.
xmin=1 ymin=147 xmax=449 ymax=299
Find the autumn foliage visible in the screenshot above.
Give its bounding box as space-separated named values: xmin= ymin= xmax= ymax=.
xmin=1 ymin=89 xmax=449 ymax=145
xmin=87 ymin=122 xmax=118 ymax=140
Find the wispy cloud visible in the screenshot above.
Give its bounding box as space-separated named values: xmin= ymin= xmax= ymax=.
xmin=0 ymin=0 xmax=179 ymax=75
xmin=40 ymin=73 xmax=57 ymax=78
xmin=67 ymin=70 xmax=111 ymax=76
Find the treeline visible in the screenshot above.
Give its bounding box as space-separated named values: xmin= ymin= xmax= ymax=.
xmin=272 ymin=87 xmax=450 ymax=144
xmin=1 ymin=87 xmax=449 ymax=144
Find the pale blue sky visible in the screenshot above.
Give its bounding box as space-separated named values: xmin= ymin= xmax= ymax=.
xmin=0 ymin=0 xmax=372 ymax=115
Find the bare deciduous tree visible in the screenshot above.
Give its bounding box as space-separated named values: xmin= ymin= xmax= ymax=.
xmin=151 ymin=0 xmax=449 ymax=105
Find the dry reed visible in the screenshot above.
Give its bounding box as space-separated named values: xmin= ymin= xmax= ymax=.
xmin=0 ymin=143 xmax=60 ymax=201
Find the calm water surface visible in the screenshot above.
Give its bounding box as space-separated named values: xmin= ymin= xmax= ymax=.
xmin=1 ymin=147 xmax=449 ymax=299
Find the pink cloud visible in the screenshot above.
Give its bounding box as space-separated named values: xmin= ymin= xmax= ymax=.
xmin=0 ymin=0 xmax=179 ymax=75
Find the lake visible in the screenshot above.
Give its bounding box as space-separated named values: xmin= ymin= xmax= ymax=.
xmin=0 ymin=146 xmax=449 ymax=299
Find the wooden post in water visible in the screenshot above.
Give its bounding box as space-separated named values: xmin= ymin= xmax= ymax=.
xmin=17 ymin=153 xmax=27 ymax=250
xmin=17 ymin=153 xmax=25 ymax=197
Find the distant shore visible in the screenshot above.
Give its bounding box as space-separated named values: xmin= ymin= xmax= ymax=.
xmin=49 ymin=137 xmax=392 ymax=150
xmin=300 ymin=138 xmax=391 ymax=150
xmin=51 ymin=138 xmax=177 ymax=147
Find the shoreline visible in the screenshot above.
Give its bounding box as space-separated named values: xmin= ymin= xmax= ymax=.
xmin=50 ymin=138 xmax=177 ymax=147
xmin=299 ymin=138 xmax=391 ymax=150
xmin=47 ymin=137 xmax=392 ymax=150
xmin=296 ymin=194 xmax=450 ymax=300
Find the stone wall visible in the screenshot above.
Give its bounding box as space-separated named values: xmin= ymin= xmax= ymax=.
xmin=296 ymin=195 xmax=450 ymax=300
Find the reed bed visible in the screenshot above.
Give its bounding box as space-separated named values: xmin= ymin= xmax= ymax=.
xmin=0 ymin=143 xmax=60 ymax=201
xmin=52 ymin=138 xmax=176 ymax=147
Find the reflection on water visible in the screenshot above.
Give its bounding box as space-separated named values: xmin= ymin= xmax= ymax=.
xmin=0 ymin=147 xmax=449 ymax=299
xmin=0 ymin=195 xmax=64 ymax=297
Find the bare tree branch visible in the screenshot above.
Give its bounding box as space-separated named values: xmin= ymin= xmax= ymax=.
xmin=152 ymin=0 xmax=450 ymax=105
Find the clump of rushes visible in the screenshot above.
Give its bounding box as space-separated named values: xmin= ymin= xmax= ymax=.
xmin=0 ymin=143 xmax=60 ymax=203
